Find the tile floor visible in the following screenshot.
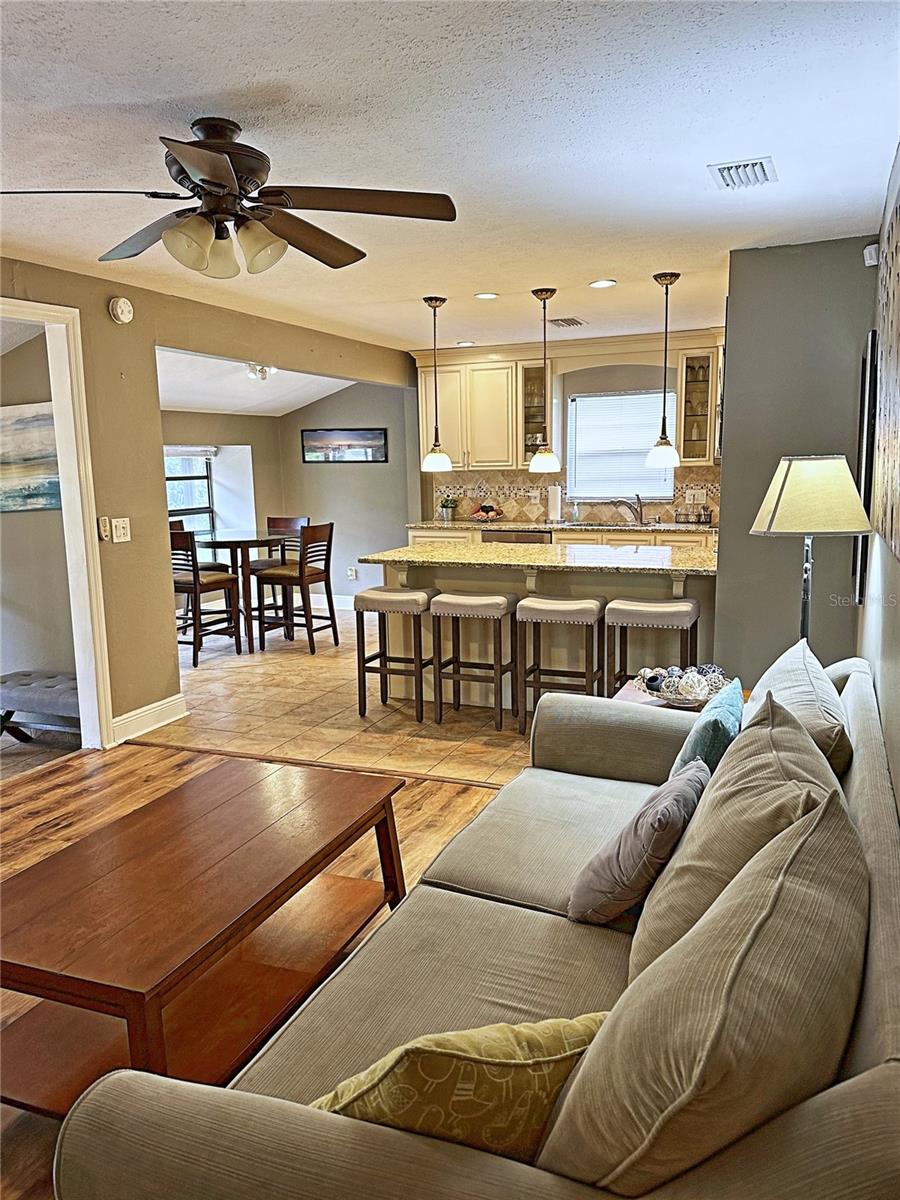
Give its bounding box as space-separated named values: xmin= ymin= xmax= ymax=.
xmin=134 ymin=610 xmax=531 ymax=786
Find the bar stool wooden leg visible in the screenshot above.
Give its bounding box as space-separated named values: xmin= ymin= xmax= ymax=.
xmin=619 ymin=627 xmax=628 ymax=686
xmin=356 ymin=610 xmax=367 ymax=717
xmin=509 ymin=615 xmax=519 ymax=718
xmin=412 ymin=613 xmax=425 ymax=723
xmin=281 ymin=586 xmax=294 ymax=641
xmin=689 ymin=620 xmax=698 ymax=664
xmin=377 ymin=613 xmax=389 ymax=704
xmin=533 ymin=623 xmax=542 ymax=709
xmin=451 ymin=617 xmax=462 ymax=711
xmin=229 ymin=582 xmax=242 ymax=656
xmin=432 ymin=613 xmax=443 ymax=724
xmin=596 ymin=619 xmax=604 ymax=695
xmin=191 ymin=585 xmax=201 ymax=669
xmin=517 ymin=622 xmax=528 ymax=735
xmin=584 ymin=623 xmax=594 ymax=694
xmin=680 ymin=627 xmax=690 ymax=669
xmin=299 ymin=579 xmax=317 ymax=655
xmin=493 ymin=618 xmax=504 ymax=731
xmin=606 ymin=623 xmax=616 ymax=697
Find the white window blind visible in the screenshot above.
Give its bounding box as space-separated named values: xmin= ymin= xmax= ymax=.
xmin=566 ymin=391 xmax=676 ymax=500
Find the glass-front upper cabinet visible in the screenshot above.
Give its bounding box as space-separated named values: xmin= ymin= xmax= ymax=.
xmin=519 ymin=360 xmax=547 ymax=467
xmin=677 ymin=349 xmax=720 ymax=465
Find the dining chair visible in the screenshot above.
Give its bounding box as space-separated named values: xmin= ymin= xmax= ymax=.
xmin=171 ymin=530 xmax=242 ymax=667
xmin=254 ymin=522 xmax=339 ymax=654
xmin=249 ymin=516 xmax=310 ymax=622
xmin=169 ymin=519 xmax=225 ymax=572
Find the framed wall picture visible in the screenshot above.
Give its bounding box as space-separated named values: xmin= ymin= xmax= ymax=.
xmin=301 ymin=428 xmax=388 ymax=463
xmin=0 ymin=402 xmax=62 ymax=511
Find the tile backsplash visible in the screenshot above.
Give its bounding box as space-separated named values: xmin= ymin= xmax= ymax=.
xmin=432 ymin=465 xmax=721 ymax=525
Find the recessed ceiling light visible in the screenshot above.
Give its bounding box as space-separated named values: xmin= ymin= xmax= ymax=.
xmin=457 ymin=340 xmax=476 ymax=347
xmin=474 ymin=292 xmax=498 ymax=300
xmin=589 ymin=278 xmax=617 ymax=289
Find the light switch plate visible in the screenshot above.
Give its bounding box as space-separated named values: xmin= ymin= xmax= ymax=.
xmin=111 ymin=517 xmax=131 ymax=543
xmin=346 ymin=566 xmax=358 ymax=580
xmin=685 ymin=488 xmax=707 ymax=505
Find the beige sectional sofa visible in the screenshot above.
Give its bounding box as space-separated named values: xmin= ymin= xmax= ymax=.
xmin=54 ymin=657 xmax=900 ymax=1199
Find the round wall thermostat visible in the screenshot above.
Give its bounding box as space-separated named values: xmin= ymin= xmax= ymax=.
xmin=108 ymin=296 xmax=134 ymax=324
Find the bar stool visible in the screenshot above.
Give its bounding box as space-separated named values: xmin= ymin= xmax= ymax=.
xmin=355 ymin=586 xmax=439 ymax=722
xmin=431 ymin=593 xmax=519 ymax=731
xmin=516 ymin=596 xmax=607 ymax=734
xmin=604 ymin=597 xmax=700 ymax=696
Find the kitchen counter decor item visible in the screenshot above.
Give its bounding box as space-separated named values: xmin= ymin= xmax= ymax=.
xmin=437 ymin=495 xmax=458 ymax=523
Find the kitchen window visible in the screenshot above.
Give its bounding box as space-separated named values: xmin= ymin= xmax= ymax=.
xmin=164 ymin=447 xmax=216 ymax=532
xmin=566 ymin=391 xmax=676 ymax=500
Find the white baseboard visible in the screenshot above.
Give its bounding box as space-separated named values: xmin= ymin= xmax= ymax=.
xmin=111 ymin=692 xmax=188 ymax=743
xmin=312 ymin=594 xmax=353 ymax=610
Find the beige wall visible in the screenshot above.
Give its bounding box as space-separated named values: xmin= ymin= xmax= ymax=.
xmin=1 ymin=331 xmax=76 ymax=675
xmin=0 ymin=257 xmax=415 ymax=718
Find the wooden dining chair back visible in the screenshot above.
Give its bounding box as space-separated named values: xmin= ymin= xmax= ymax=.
xmin=269 ymin=515 xmax=310 ymax=560
xmin=170 ymin=529 xmax=241 ymax=667
xmin=254 ymin=522 xmax=339 ymax=655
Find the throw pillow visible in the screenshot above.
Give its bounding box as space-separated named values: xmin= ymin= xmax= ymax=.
xmin=538 ymin=791 xmax=868 ymax=1195
xmin=743 ymin=638 xmax=853 ymax=775
xmin=311 ymin=1011 xmax=608 ymax=1163
xmin=568 ymin=759 xmax=710 ymax=926
xmin=669 ymin=677 xmax=743 ymax=777
xmin=628 ymin=693 xmax=841 ymax=981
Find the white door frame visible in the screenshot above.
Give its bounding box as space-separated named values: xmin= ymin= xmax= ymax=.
xmin=1 ymin=296 xmax=114 ymax=747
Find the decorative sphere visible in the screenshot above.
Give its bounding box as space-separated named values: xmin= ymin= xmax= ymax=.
xmin=678 ymin=672 xmax=710 ymax=701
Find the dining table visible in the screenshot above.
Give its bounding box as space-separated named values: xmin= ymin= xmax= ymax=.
xmin=195 ymin=528 xmax=286 ymax=653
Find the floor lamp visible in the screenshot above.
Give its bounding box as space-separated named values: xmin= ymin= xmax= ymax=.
xmin=750 ymin=455 xmax=872 ymax=641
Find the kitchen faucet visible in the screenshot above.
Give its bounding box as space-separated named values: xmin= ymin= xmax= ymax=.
xmin=610 ymin=495 xmax=644 ymax=524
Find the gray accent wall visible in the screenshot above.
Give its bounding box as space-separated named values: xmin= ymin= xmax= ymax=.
xmin=715 ymin=236 xmax=877 ymax=684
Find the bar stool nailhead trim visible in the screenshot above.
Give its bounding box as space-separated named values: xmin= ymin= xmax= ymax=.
xmin=355 ymin=587 xmax=439 ymax=723
xmin=515 ymin=596 xmax=607 ymax=734
xmin=604 ymin=597 xmax=700 ymax=696
xmin=431 ymin=592 xmax=519 ymax=732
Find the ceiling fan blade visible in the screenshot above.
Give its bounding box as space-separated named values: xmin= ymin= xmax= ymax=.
xmin=160 ymin=137 xmax=239 ymax=195
xmin=257 ymin=186 xmax=456 ymax=222
xmin=1 ymin=188 xmax=190 ymax=198
xmin=98 ymin=208 xmax=199 ymax=261
xmin=249 ymin=206 xmax=366 ymax=269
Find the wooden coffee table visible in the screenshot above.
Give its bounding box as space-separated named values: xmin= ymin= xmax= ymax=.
xmin=0 ymin=756 xmax=405 ymax=1117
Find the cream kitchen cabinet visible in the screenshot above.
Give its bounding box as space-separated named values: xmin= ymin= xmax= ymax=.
xmin=551 ymin=529 xmax=715 ymax=550
xmin=552 ymin=530 xmax=604 ymax=545
xmin=663 ymin=530 xmax=714 ymax=549
xmin=601 ymin=530 xmax=657 ymax=547
xmin=677 ymin=348 xmax=721 ymax=466
xmin=408 ymin=528 xmax=480 ymax=546
xmin=417 ymin=362 xmax=518 ymax=471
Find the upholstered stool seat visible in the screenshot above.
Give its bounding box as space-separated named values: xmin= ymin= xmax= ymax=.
xmin=431 ymin=593 xmax=519 ymax=731
xmin=515 ymin=596 xmax=608 ymax=733
xmin=1 ymin=670 xmax=80 ymax=743
xmin=604 ymin=597 xmax=701 ymax=696
xmin=355 ymin=588 xmax=440 ymax=722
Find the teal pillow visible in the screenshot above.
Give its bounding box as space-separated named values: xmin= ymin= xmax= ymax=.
xmin=669 ymin=677 xmax=743 ymax=778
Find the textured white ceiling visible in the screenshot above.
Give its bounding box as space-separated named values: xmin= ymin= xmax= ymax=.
xmin=0 ymin=318 xmax=44 ymax=356
xmin=1 ymin=2 xmax=897 ymax=350
xmin=155 ymin=347 xmax=352 ymax=416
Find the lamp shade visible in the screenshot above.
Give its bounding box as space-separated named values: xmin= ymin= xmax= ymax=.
xmin=421 ymin=446 xmax=453 ymax=473
xmin=645 ymin=436 xmax=680 ymax=469
xmin=201 ymin=230 xmax=241 ymax=278
xmin=750 ymin=455 xmax=872 ymax=536
xmin=161 ymin=214 xmax=215 ymax=271
xmin=528 ymin=445 xmax=561 ymax=474
xmin=237 ymin=219 xmax=288 ymax=274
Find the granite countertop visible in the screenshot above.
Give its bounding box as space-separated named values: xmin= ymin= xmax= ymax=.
xmin=360 ymin=541 xmax=717 ymax=576
xmin=407 ymin=520 xmax=717 ymax=533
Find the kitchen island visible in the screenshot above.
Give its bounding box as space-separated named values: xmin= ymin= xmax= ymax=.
xmin=359 ymin=540 xmax=717 ymax=710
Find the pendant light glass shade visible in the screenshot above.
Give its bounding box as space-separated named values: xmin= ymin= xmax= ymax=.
xmin=237 ymin=218 xmax=289 ymax=274
xmin=646 ymin=271 xmax=681 ymax=468
xmin=421 ymin=295 xmax=450 ymax=473
xmin=161 ymin=214 xmax=215 ymax=271
xmin=201 ymin=228 xmax=241 ymax=278
xmin=528 ymin=287 xmax=561 ymax=474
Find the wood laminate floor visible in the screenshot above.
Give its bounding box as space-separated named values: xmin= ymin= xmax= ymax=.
xmin=0 ymin=743 xmax=496 ymax=1200
xmin=132 ymin=610 xmax=531 ymax=786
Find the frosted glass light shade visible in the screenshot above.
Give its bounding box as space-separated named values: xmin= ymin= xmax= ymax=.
xmin=422 ymin=445 xmax=453 ymax=472
xmin=646 ymin=437 xmax=680 ymax=469
xmin=750 ymin=455 xmax=872 ymax=536
xmin=201 ymin=231 xmax=240 ymax=278
xmin=237 ymin=219 xmax=288 ymax=274
xmin=161 ymin=214 xmax=215 ymax=271
xmin=528 ymin=446 xmax=562 ymax=474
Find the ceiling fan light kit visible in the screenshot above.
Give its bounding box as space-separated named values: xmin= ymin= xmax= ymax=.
xmin=235 ymin=218 xmax=288 ymax=274
xmin=200 ymin=227 xmax=241 ymax=278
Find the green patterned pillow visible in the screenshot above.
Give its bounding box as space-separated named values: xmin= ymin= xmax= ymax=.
xmin=311 ymin=1012 xmax=607 ymax=1162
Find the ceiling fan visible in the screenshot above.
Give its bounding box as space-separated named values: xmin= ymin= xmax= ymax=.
xmin=2 ymin=117 xmax=457 ymax=277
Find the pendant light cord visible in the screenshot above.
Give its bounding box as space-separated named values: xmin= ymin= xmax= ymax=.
xmin=432 ymin=303 xmax=440 ymax=445
xmin=660 ymin=283 xmax=669 ymax=440
xmin=542 ymin=296 xmax=548 ymax=444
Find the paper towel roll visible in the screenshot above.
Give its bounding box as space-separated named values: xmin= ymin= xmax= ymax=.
xmin=547 ymin=484 xmax=562 ymax=522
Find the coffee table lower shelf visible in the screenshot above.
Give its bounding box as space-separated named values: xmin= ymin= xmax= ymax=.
xmin=1 ymin=873 xmax=385 ymax=1118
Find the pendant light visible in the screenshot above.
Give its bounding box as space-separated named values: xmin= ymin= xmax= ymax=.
xmin=646 ymin=271 xmax=681 ymax=468
xmin=528 ymin=287 xmax=561 ymax=474
xmin=421 ymin=295 xmax=452 ymax=472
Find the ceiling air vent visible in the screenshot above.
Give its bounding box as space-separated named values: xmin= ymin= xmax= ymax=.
xmin=549 ymin=316 xmax=586 ymax=328
xmin=708 ymin=157 xmax=778 ymax=190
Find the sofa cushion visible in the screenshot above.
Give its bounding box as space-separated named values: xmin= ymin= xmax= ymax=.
xmin=568 ymin=760 xmax=710 ymax=926
xmin=422 ymin=767 xmax=655 ymax=915
xmin=232 ymin=885 xmax=631 ymax=1106
xmin=669 ymin=678 xmax=743 ymax=777
xmin=743 ymin=638 xmax=853 ymax=775
xmin=538 ymin=791 xmax=868 ymax=1196
xmin=311 ymin=1012 xmax=608 ymax=1164
xmin=628 ymin=694 xmax=840 ymax=981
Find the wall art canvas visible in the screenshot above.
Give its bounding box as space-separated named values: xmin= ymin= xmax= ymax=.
xmin=0 ymin=402 xmax=61 ymax=511
xmin=301 ymin=427 xmax=388 ymax=463
xmin=873 ymin=197 xmax=899 ymax=562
